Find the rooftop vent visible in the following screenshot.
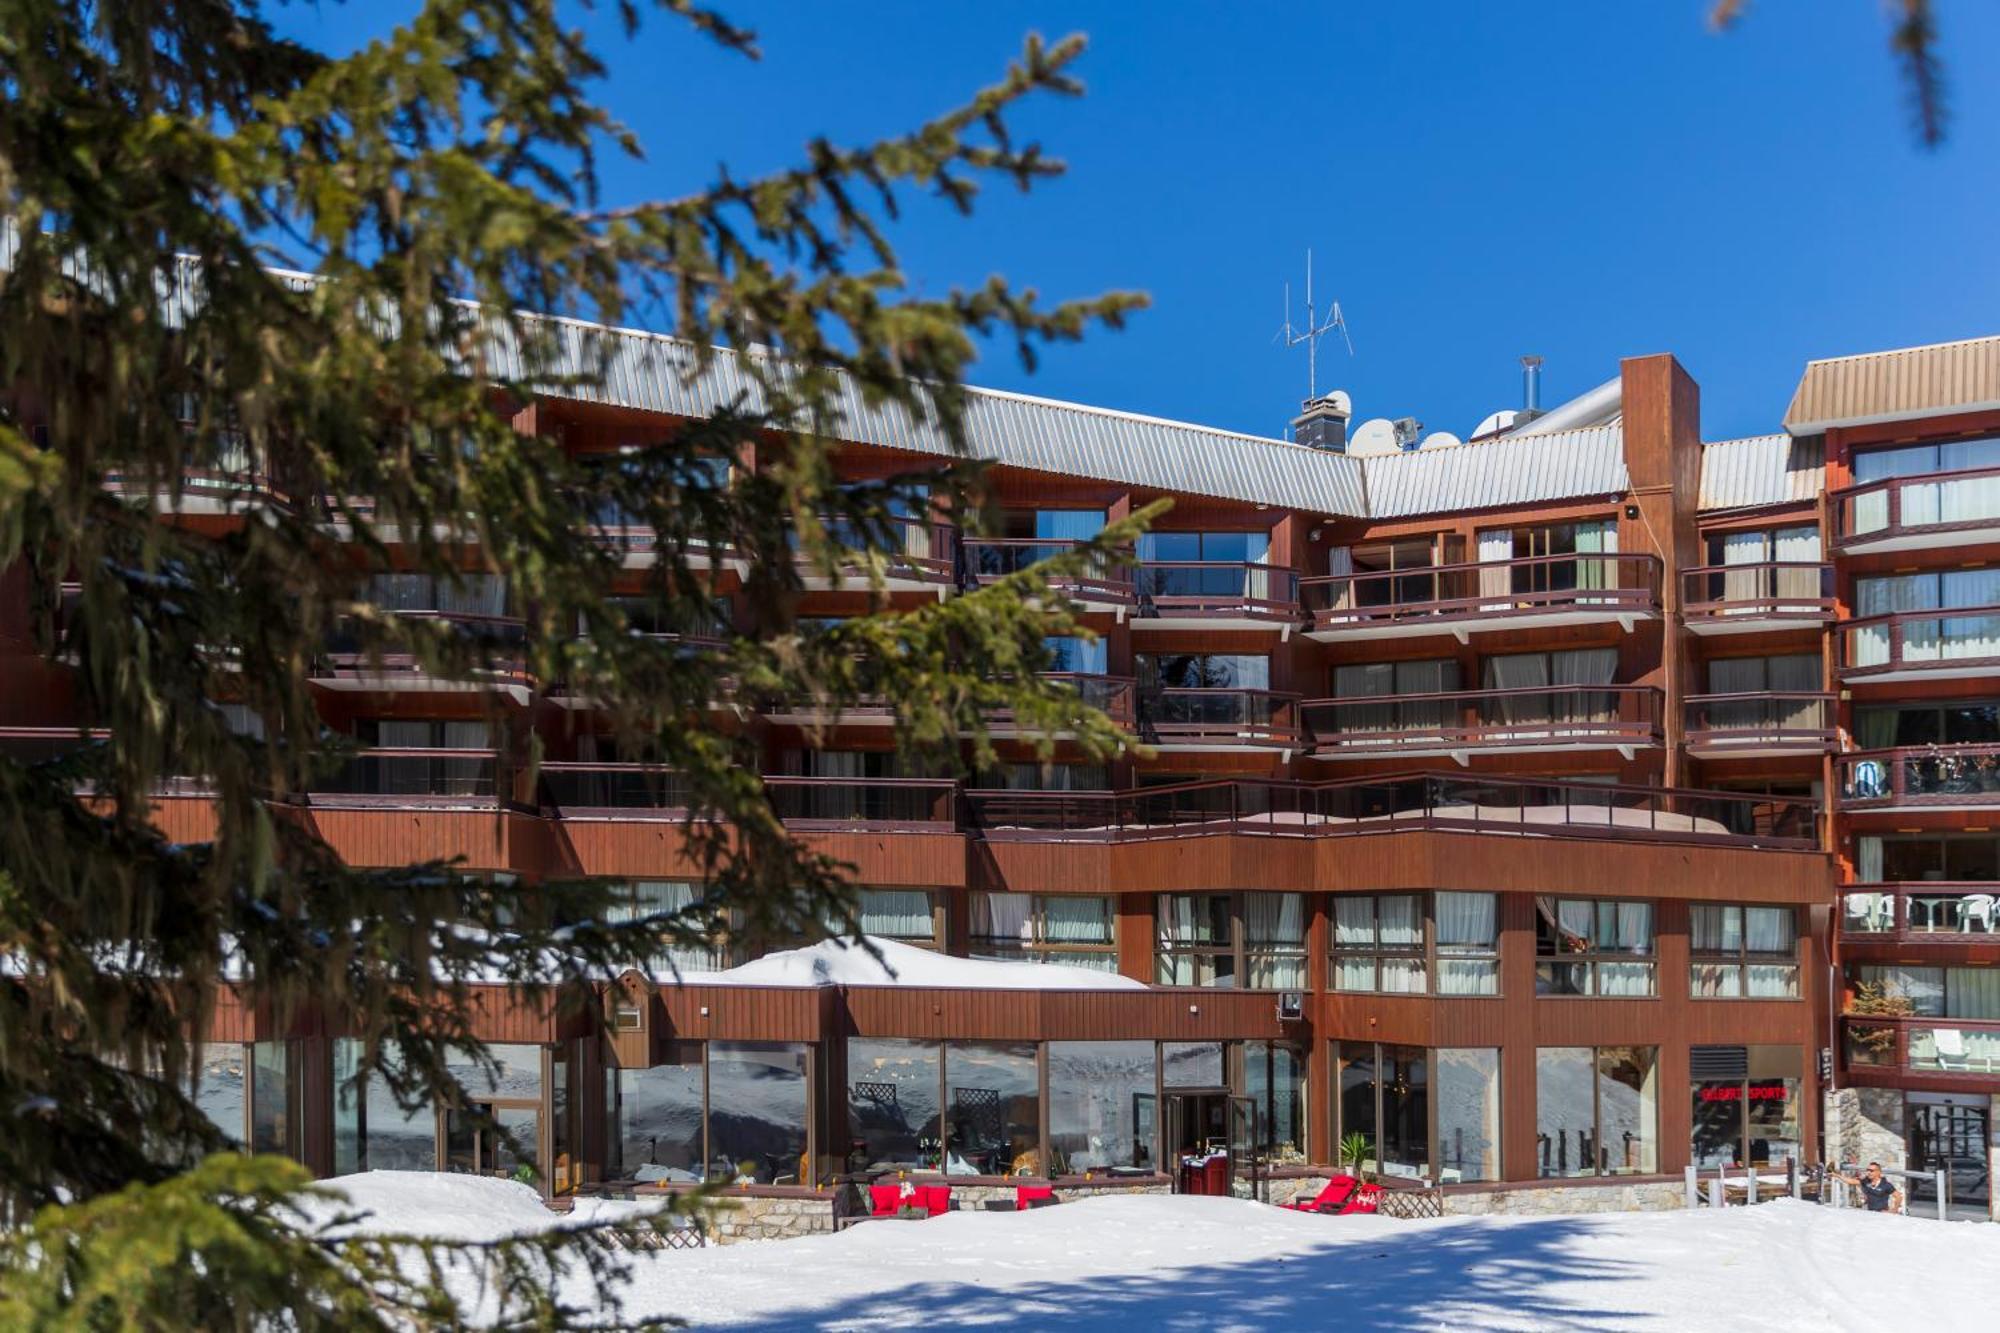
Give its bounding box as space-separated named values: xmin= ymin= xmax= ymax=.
xmin=1291 ymin=389 xmax=1352 ymax=453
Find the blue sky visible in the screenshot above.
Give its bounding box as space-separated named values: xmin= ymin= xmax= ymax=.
xmin=278 ymin=2 xmax=2000 ymax=443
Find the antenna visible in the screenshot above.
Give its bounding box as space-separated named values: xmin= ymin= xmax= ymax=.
xmin=1277 ymin=249 xmax=1353 ymax=402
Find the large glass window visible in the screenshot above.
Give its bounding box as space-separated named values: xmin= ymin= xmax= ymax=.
xmin=1435 ymin=1048 xmax=1501 ymax=1183
xmin=606 ymin=879 xmax=730 ymax=973
xmin=250 ymin=1041 xmax=296 ymax=1156
xmin=1690 ymin=904 xmax=1800 ymax=998
xmin=332 ymin=1039 xmax=437 ymax=1175
xmin=1244 ymin=1042 xmax=1308 ymax=1167
xmin=1135 ymin=652 xmax=1270 ymax=691
xmin=1333 ymin=892 xmax=1498 ymax=995
xmin=969 ymin=892 xmax=1117 ymax=971
xmin=853 ymin=889 xmax=937 ymax=946
xmin=1850 ymin=569 xmax=2000 ymax=669
xmin=1690 ymin=1045 xmax=1803 ymax=1170
xmin=944 ymin=1042 xmax=1040 ymax=1177
xmin=1334 ymin=1042 xmax=1428 ymax=1180
xmin=442 ymin=1044 xmax=545 ymax=1185
xmin=1853 ymin=965 xmax=2000 ymax=1020
xmin=608 ymin=1050 xmax=704 ymax=1183
xmin=1853 ymin=435 xmax=2000 ymax=485
xmin=192 ymin=1044 xmax=250 ymax=1143
xmin=1157 ymin=893 xmax=1304 ymax=989
xmin=707 ymin=1043 xmax=810 ymax=1185
xmin=1536 ymin=1045 xmax=1658 ymax=1177
xmin=1048 ymin=1040 xmax=1157 ymax=1176
xmin=1043 ymin=635 xmax=1108 ymax=675
xmin=1534 ymin=897 xmax=1655 ymax=996
xmin=1326 ymin=659 xmax=1460 ymax=738
xmin=848 ymin=1039 xmax=942 ymax=1173
xmin=1861 ymin=831 xmax=2000 ymax=882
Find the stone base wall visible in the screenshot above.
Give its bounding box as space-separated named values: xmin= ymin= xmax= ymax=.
xmin=1441 ymin=1179 xmax=1686 ymax=1215
xmin=707 ymin=1194 xmax=836 ymax=1245
xmin=1824 ymin=1086 xmax=1905 ymax=1172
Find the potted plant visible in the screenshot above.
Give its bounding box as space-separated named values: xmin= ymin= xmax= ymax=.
xmin=1847 ymin=979 xmax=1914 ymax=1054
xmin=1339 ymin=1132 xmax=1373 ymax=1182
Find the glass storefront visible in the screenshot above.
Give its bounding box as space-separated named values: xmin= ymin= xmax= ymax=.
xmin=609 ymin=1050 xmax=703 ymax=1183
xmin=707 ymin=1043 xmax=811 ymax=1185
xmin=1537 ymin=1045 xmax=1658 ymax=1177
xmin=1436 ymin=1048 xmax=1501 ymax=1183
xmin=1048 ymin=1040 xmax=1157 ymax=1176
xmin=848 ymin=1038 xmax=942 ymax=1173
xmin=1690 ymin=1046 xmax=1803 ymax=1170
xmin=944 ymin=1042 xmax=1040 ymax=1176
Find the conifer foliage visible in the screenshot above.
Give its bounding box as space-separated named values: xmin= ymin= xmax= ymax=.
xmin=0 ymin=4 xmax=1147 ymax=1325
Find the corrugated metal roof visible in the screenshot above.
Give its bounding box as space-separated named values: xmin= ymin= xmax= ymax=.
xmin=1357 ymin=425 xmax=1630 ymax=519
xmin=1697 ymin=434 xmax=1824 ymax=512
xmin=1784 ymin=334 xmax=2000 ymax=434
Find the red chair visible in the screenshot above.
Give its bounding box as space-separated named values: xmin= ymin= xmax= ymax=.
xmin=869 ymin=1183 xmax=908 ymax=1217
xmin=1015 ymin=1184 xmax=1056 ymax=1211
xmin=918 ymin=1184 xmax=952 ymax=1217
xmin=1281 ymin=1174 xmax=1358 ymax=1213
xmin=1340 ymin=1184 xmax=1382 ymax=1215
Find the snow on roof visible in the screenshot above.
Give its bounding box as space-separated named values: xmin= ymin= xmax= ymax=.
xmin=669 ymin=936 xmax=1145 ymax=991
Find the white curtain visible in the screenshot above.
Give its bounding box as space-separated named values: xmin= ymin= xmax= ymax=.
xmin=971 ymin=892 xmax=1033 ymax=949
xmin=1477 ymin=529 xmax=1513 ymax=609
xmin=1333 ymin=897 xmax=1376 ymax=947
xmin=611 ymin=880 xmax=721 ymax=972
xmin=1379 ymin=959 xmax=1426 ymax=993
xmin=1157 ymin=894 xmax=1197 ymax=945
xmin=1326 ymin=545 xmax=1355 ymax=616
xmin=1334 ymin=957 xmax=1377 ymax=991
xmin=1333 ymin=662 xmax=1396 ymax=736
xmin=1690 ymin=904 xmax=1740 ymax=953
xmin=1483 ymin=651 xmax=1549 ymax=730
xmin=1042 ymin=896 xmax=1112 ymax=944
xmin=1378 ymin=895 xmax=1421 ymax=947
xmin=857 ymin=890 xmax=934 ymax=942
xmin=1553 ymin=648 xmax=1617 ymax=728
xmin=1857 ymin=836 xmax=1885 ymax=883
xmin=1575 ymin=518 xmax=1618 ymax=601
xmin=1946 ymin=966 xmax=2000 ymax=1020
xmin=1773 ymin=525 xmax=1823 ymax=603
xmin=1613 ymin=902 xmax=1653 ymax=952
xmin=1721 ymin=530 xmax=1765 ymax=610
xmin=1244 ymin=893 xmax=1305 ymax=947
xmin=1435 ymin=891 xmax=1496 ymax=947
xmin=1596 ymin=962 xmax=1654 ymax=997
xmin=1745 ymin=906 xmax=1794 ymax=953
xmin=1941 ymin=568 xmax=2000 ymax=661
xmin=1243 ymin=532 xmax=1272 ymax=603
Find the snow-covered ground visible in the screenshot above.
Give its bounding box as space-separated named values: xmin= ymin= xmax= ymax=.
xmin=319 ymin=1173 xmax=1999 ymax=1331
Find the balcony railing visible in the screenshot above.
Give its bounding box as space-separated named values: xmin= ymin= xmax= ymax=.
xmin=1299 ymin=552 xmax=1662 ymax=638
xmin=540 ymin=762 xmax=692 ymax=812
xmin=963 ymin=773 xmax=1818 ymax=850
xmin=1301 ymin=686 xmax=1662 ymax=758
xmin=305 ymin=749 xmax=502 ymax=805
xmin=1840 ymin=605 xmax=2000 ymax=680
xmin=1131 ymin=562 xmax=1300 ymax=626
xmin=314 ymin=610 xmax=533 ymax=690
xmin=961 ymin=538 xmax=1135 ymax=606
xmin=1843 ymin=1016 xmax=2000 ymax=1078
xmin=1833 ymin=466 xmax=2000 ymax=552
xmin=583 ymin=525 xmax=742 ymax=569
xmin=761 ymin=776 xmax=959 ymax=830
xmin=794 ymin=515 xmax=958 ymax=587
xmin=1680 ymin=562 xmax=1834 ymax=627
xmin=1839 ymin=745 xmax=2000 ymax=809
xmin=1136 ymin=687 xmax=1303 ymax=748
xmin=1683 ymin=692 xmax=1836 ymax=755
xmin=984 ymin=673 xmax=1137 ymax=733
xmin=1840 ymin=885 xmax=2000 ymax=938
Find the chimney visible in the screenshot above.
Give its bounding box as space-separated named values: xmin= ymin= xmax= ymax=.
xmin=1291 ymin=391 xmax=1351 ymax=452
xmin=1520 ymin=355 xmax=1544 ymax=415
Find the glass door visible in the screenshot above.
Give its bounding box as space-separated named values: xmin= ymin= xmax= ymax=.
xmin=1908 ymin=1094 xmax=1990 ymax=1219
xmin=445 ymin=1102 xmax=542 ymax=1187
xmin=1228 ymin=1095 xmax=1261 ymax=1201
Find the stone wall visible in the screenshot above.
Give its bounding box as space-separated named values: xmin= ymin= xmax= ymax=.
xmin=705 ymin=1193 xmax=836 ymax=1245
xmin=1440 ymin=1179 xmax=1687 ymax=1216
xmin=1824 ymin=1086 xmax=1905 ymax=1172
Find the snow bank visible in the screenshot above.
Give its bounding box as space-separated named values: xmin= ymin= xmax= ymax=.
xmin=672 ymin=936 xmax=1146 ymax=990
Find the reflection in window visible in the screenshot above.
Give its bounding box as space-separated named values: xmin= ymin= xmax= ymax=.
xmin=1332 ymin=892 xmax=1498 ymax=995
xmin=332 ymin=1038 xmax=437 ymax=1175
xmin=1244 ymin=1042 xmax=1308 ymax=1166
xmin=1690 ymin=1045 xmax=1802 ymax=1169
xmin=1335 ymin=1042 xmax=1428 ymax=1179
xmin=708 ymin=1043 xmax=810 ymax=1185
xmin=969 ymin=892 xmax=1117 ymax=971
xmin=1048 ymin=1041 xmax=1156 ymax=1176
xmin=1536 ymin=1045 xmax=1658 ymax=1177
xmin=945 ymin=1042 xmax=1040 ymax=1177
xmin=1436 ymin=1048 xmax=1501 ymax=1183
xmin=848 ymin=1039 xmax=941 ymax=1173
xmin=608 ymin=1052 xmax=704 ymax=1184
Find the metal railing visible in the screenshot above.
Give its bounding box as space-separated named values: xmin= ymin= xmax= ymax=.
xmin=962 ymin=773 xmax=1819 ymax=850
xmin=1299 ymin=552 xmax=1661 ymax=632
xmin=1839 ymin=745 xmax=2000 ymax=807
xmin=1839 ymin=604 xmax=2000 ymax=678
xmin=305 ymin=749 xmax=502 ymax=803
xmin=793 ymin=515 xmax=958 ymax=584
xmin=540 ymin=763 xmax=692 ymax=811
xmin=1680 ymin=562 xmax=1834 ymax=621
xmin=1840 ymin=884 xmax=2000 ymax=937
xmin=984 ymin=673 xmax=1137 ymax=731
xmin=1132 ymin=561 xmax=1300 ymax=621
xmin=1301 ymin=685 xmax=1661 ymax=755
xmin=960 ymin=538 xmax=1135 ymax=603
xmin=1832 ymin=465 xmax=2000 ymax=548
xmin=1136 ymin=688 xmax=1302 ymax=747
xmin=761 ymin=776 xmax=959 ymax=829
xmin=1683 ymin=692 xmax=1836 ymax=750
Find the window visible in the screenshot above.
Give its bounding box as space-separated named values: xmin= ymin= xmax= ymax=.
xmin=1157 ymin=892 xmax=1304 ymax=989
xmin=1480 ymin=649 xmax=1620 ymax=729
xmin=944 ymin=1042 xmax=1041 ymax=1177
xmin=1849 ymin=568 xmax=2000 ymax=668
xmin=1853 ymin=965 xmax=2000 ymax=1020
xmin=1136 ymin=652 xmax=1269 ymax=691
xmin=1689 ymin=1046 xmax=1803 ymax=1170
xmin=332 ymin=1038 xmax=437 ymax=1175
xmin=1859 ymin=832 xmax=2000 ymax=882
xmin=969 ymin=892 xmax=1117 ymax=971
xmin=1137 ymin=531 xmax=1276 ymax=602
xmin=851 ymin=889 xmax=938 ymax=947
xmin=368 ymin=571 xmax=510 ymax=618
xmin=1536 ymin=1046 xmax=1658 ymax=1177
xmin=1048 ymin=1040 xmax=1156 ymax=1175
xmin=848 ymin=1039 xmax=942 ymax=1173
xmin=1244 ymin=1042 xmax=1309 ymax=1166
xmin=1535 ymin=898 xmax=1654 ymax=996
xmin=1702 ymin=655 xmax=1823 ymax=732
xmin=979 ymin=762 xmax=1109 ymax=792
xmin=1853 ymin=699 xmax=2000 ymax=749
xmin=1326 ymin=660 xmax=1459 ymax=738
xmin=1704 ymin=523 xmax=1823 ymax=568
xmin=1333 ymin=1042 xmax=1429 ymax=1180
xmin=1435 ymin=1048 xmax=1502 ymax=1183
xmin=1332 ymin=892 xmax=1498 ymax=996
xmin=606 ymin=880 xmax=731 ymax=974
xmin=607 ymin=1049 xmax=703 ymax=1183
xmin=1043 ymin=635 xmax=1108 ymax=675
xmin=707 ymin=1043 xmax=810 ymax=1185
xmin=1690 ymin=905 xmax=1799 ymax=998
xmin=1853 ymin=434 xmax=2000 ymax=486
xmin=1346 ymin=537 xmax=1448 ymax=609
xmin=1481 ymin=519 xmax=1619 ymax=597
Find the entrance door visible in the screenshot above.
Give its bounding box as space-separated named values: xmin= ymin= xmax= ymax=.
xmin=1908 ymin=1094 xmax=1991 ymax=1219
xmin=1165 ymin=1090 xmax=1232 ymax=1195
xmin=445 ymin=1103 xmax=542 ymax=1185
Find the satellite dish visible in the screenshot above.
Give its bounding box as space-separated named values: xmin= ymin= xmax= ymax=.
xmin=1347 ymin=417 xmax=1400 ymax=456
xmin=1470 ymin=409 xmax=1519 ymax=440
xmin=1419 ymin=431 xmax=1463 ymax=450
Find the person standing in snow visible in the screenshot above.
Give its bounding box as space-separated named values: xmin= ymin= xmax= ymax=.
xmin=1828 ymin=1161 xmax=1903 ymax=1213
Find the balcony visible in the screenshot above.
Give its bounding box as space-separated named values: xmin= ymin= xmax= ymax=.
xmin=1300 ymin=686 xmax=1663 ymax=763
xmin=584 ymin=525 xmax=747 ymax=575
xmin=795 ymin=516 xmax=958 ymax=595
xmin=1299 ymin=553 xmax=1662 ymax=644
xmin=1840 ymin=885 xmax=2000 ymax=950
xmin=983 ymin=673 xmax=1137 ymax=737
xmin=964 ymin=773 xmax=1818 ymax=850
xmin=545 ymin=633 xmax=731 ymax=712
xmin=1135 ymin=688 xmax=1303 ymax=753
xmin=961 ymin=538 xmax=1135 ymax=613
xmin=1840 ymin=745 xmax=2000 ymax=812
xmin=1843 ymin=1017 xmax=2000 ymax=1083
xmin=539 ymin=765 xmax=958 ymax=831
xmin=1680 ymin=563 xmax=1835 ymax=636
xmin=1683 ymin=692 xmax=1837 ymax=758
xmin=1839 ymin=606 xmax=2000 ymax=683
xmin=304 ymin=749 xmax=503 ymax=809
xmin=311 ymin=611 xmax=534 ymax=703
xmin=1833 ymin=467 xmax=2000 ymax=555
xmin=1130 ymin=562 xmax=1301 ymax=635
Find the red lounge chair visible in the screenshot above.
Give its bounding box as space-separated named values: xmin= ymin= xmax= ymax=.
xmin=1340 ymin=1184 xmax=1382 ymax=1215
xmin=1015 ymin=1184 xmax=1056 ymax=1210
xmin=869 ymin=1184 xmax=908 ymax=1217
xmin=918 ymin=1184 xmax=952 ymax=1217
xmin=1282 ymin=1174 xmax=1358 ymax=1213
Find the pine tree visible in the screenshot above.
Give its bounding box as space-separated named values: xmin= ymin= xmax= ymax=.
xmin=0 ymin=4 xmax=1149 ymax=1325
